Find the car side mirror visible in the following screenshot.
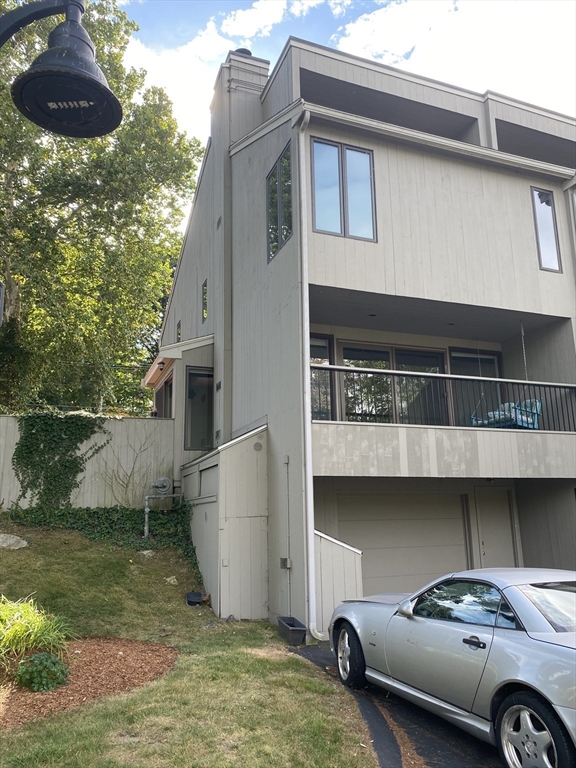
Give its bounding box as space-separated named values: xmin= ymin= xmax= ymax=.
xmin=397 ymin=599 xmax=414 ymax=618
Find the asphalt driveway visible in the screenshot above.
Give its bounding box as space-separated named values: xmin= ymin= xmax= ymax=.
xmin=294 ymin=644 xmax=503 ymax=768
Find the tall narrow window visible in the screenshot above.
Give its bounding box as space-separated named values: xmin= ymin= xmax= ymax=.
xmin=267 ymin=143 xmax=292 ymax=261
xmin=531 ymin=187 xmax=561 ymax=272
xmin=176 ymin=320 xmax=181 ymax=342
xmin=310 ymin=336 xmax=333 ymax=420
xmin=202 ymin=280 xmax=208 ymax=322
xmin=185 ymin=367 xmax=214 ymax=450
xmin=312 ymin=139 xmax=375 ymax=240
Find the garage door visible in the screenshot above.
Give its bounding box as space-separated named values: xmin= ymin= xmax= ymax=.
xmin=337 ymin=494 xmax=468 ymax=595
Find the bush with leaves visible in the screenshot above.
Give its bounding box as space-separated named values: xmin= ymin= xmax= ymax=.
xmin=8 ymin=500 xmax=202 ymax=586
xmin=0 ymin=596 xmax=74 ymax=671
xmin=14 ymin=652 xmax=70 ymax=693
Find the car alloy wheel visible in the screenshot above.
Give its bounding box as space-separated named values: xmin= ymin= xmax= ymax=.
xmin=496 ymin=692 xmax=575 ymax=768
xmin=336 ymin=622 xmax=366 ymax=688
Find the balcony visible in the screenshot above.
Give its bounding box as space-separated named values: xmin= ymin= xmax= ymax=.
xmin=311 ymin=365 xmax=576 ymax=433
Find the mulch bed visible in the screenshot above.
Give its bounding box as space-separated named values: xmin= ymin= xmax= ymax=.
xmin=0 ymin=637 xmax=178 ymax=730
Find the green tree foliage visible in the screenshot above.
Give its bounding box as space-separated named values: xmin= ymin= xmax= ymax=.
xmin=0 ymin=0 xmax=203 ymax=412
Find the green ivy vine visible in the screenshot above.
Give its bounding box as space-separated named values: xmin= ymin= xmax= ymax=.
xmin=12 ymin=411 xmax=110 ymax=509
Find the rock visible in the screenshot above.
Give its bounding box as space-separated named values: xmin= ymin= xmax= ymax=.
xmin=0 ymin=533 xmax=28 ymax=550
xmin=164 ymin=576 xmax=178 ymax=585
xmin=139 ymin=550 xmax=154 ymax=558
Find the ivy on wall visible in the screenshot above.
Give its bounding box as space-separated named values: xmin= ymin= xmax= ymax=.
xmin=12 ymin=412 xmax=110 ymax=509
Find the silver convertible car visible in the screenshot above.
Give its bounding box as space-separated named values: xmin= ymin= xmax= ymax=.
xmin=328 ymin=568 xmax=576 ymax=768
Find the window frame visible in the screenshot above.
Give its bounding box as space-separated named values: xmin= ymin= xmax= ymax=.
xmin=267 ymin=142 xmax=293 ymax=263
xmin=531 ymin=186 xmax=562 ymax=273
xmin=311 ymin=137 xmax=377 ymax=242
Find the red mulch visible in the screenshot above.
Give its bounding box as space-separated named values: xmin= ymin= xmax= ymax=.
xmin=0 ymin=637 xmax=178 ymax=730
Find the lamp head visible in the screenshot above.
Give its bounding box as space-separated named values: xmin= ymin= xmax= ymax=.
xmin=11 ymin=18 xmax=122 ymax=138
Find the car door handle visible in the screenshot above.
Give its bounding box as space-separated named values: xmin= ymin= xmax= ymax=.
xmin=462 ymin=636 xmax=486 ymax=650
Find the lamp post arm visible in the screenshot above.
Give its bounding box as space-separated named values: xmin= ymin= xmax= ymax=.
xmin=0 ymin=0 xmax=77 ymax=49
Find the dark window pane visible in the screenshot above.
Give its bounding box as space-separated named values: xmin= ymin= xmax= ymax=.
xmin=280 ymin=145 xmax=292 ymax=245
xmin=395 ymin=349 xmax=444 ymax=373
xmin=496 ymin=599 xmax=518 ymax=629
xmin=343 ymin=347 xmax=390 ymax=368
xmin=342 ymin=347 xmax=391 ymax=423
xmin=532 ymin=188 xmax=560 ymax=271
xmin=345 ymin=148 xmax=374 ymax=239
xmin=267 ymin=166 xmax=279 ymax=259
xmin=413 ymin=580 xmax=501 ymax=626
xmin=313 ymin=142 xmax=342 ymax=234
xmin=450 ymin=352 xmax=499 ymax=378
xmin=185 ymin=368 xmax=213 ymax=450
xmin=311 ymin=337 xmax=331 ymax=420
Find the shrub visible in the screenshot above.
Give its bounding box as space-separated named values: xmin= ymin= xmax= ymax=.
xmin=0 ymin=596 xmax=74 ymax=670
xmin=14 ymin=652 xmax=70 ymax=692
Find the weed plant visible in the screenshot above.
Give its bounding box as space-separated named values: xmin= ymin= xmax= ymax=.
xmin=7 ymin=501 xmax=201 ymax=585
xmin=14 ymin=652 xmax=70 ymax=693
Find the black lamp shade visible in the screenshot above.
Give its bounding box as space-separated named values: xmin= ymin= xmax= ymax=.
xmin=11 ymin=19 xmax=122 ymax=138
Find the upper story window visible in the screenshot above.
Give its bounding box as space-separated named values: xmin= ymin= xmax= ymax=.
xmin=176 ymin=320 xmax=181 ymax=342
xmin=267 ymin=143 xmax=292 ymax=262
xmin=202 ymin=279 xmax=208 ymax=322
xmin=531 ymin=187 xmax=561 ymax=272
xmin=312 ymin=139 xmax=376 ymax=241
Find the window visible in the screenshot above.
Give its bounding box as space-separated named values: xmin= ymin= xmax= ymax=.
xmin=155 ymin=377 xmax=173 ymax=418
xmin=310 ymin=336 xmax=334 ymax=420
xmin=202 ymin=280 xmax=208 ymax=322
xmin=531 ymin=187 xmax=561 ymax=272
xmin=342 ymin=346 xmax=391 ymax=422
xmin=413 ymin=580 xmax=502 ymax=627
xmin=176 ymin=320 xmax=181 ymax=342
xmin=185 ymin=367 xmax=214 ymax=450
xmin=312 ymin=139 xmax=375 ymax=240
xmin=267 ymin=143 xmax=292 ymax=261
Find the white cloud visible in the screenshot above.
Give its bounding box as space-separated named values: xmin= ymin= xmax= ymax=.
xmin=334 ymin=0 xmax=576 ymax=116
xmin=290 ymin=0 xmax=325 ymax=17
xmin=124 ymin=20 xmax=237 ymax=142
xmin=221 ymin=0 xmax=287 ymax=38
xmin=328 ymin=0 xmax=352 ymax=17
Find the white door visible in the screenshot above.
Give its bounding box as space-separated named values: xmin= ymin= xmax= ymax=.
xmin=337 ymin=493 xmax=468 ymax=595
xmin=475 ymin=487 xmax=519 ymax=568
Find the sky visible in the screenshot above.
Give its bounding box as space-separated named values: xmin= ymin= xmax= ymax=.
xmin=119 ymin=0 xmax=576 ymax=143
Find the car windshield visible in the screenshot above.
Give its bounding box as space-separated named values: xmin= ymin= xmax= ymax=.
xmin=518 ymin=582 xmax=576 ymax=632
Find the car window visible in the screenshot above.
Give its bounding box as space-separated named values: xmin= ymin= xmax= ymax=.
xmin=413 ymin=580 xmax=501 ymax=626
xmin=496 ymin=598 xmax=519 ymax=630
xmin=518 ymin=581 xmax=576 ymax=632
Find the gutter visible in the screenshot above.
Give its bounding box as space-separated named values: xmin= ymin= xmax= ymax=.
xmin=297 ymin=108 xmax=324 ymax=641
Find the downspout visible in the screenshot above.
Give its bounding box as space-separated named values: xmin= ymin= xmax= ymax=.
xmin=297 ymin=108 xmax=324 ymax=641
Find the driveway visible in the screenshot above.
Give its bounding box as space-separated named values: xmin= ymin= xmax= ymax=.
xmin=295 ymin=644 xmax=503 ymax=768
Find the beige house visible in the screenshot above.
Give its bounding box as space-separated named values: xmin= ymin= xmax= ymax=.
xmin=143 ymin=38 xmax=576 ymax=639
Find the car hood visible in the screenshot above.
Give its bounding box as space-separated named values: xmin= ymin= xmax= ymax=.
xmin=526 ymin=631 xmax=576 ymax=650
xmin=346 ymin=592 xmax=411 ymax=605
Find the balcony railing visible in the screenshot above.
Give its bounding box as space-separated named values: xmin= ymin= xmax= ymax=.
xmin=310 ymin=364 xmax=576 ymax=432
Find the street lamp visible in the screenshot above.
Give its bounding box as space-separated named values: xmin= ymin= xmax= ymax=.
xmin=0 ymin=0 xmax=122 ymax=137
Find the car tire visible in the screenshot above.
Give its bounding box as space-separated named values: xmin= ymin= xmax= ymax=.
xmin=495 ymin=691 xmax=576 ymax=768
xmin=336 ymin=622 xmax=366 ymax=689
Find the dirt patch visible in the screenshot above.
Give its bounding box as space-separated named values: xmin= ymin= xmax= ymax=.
xmin=0 ymin=637 xmax=177 ymax=730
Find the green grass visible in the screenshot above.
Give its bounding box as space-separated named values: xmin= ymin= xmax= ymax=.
xmin=0 ymin=521 xmax=378 ymax=768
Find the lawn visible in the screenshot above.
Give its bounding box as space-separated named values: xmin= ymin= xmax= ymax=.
xmin=0 ymin=521 xmax=378 ymax=768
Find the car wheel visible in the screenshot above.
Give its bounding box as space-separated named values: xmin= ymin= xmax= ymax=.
xmin=496 ymin=691 xmax=576 ymax=768
xmin=336 ymin=622 xmax=366 ymax=688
